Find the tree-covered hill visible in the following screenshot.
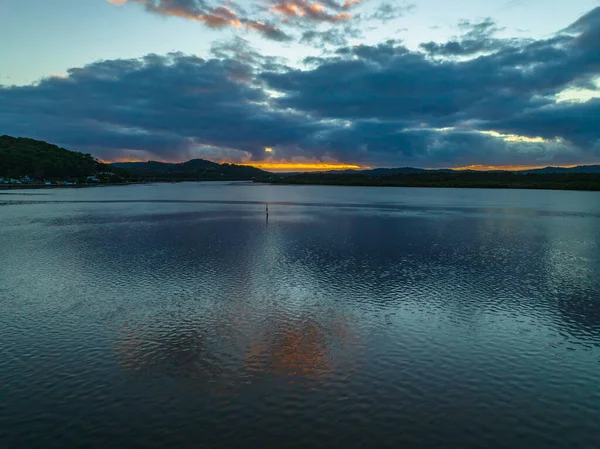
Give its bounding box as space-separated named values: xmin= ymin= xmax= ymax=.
xmin=0 ymin=135 xmax=98 ymax=179
xmin=112 ymin=159 xmax=269 ymax=180
xmin=0 ymin=135 xmax=269 ymax=182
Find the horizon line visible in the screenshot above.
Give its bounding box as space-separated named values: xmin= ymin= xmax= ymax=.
xmin=100 ymin=159 xmax=600 ymax=173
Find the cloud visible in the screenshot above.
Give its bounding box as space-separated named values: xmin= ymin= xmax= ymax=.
xmin=242 ymin=19 xmax=293 ymax=41
xmin=0 ymin=53 xmax=324 ymax=161
xmin=210 ymin=36 xmax=288 ymax=69
xmin=120 ymin=0 xmax=241 ymax=26
xmin=268 ymin=0 xmax=356 ymax=24
xmin=300 ymin=24 xmax=362 ymax=47
xmin=107 ymin=0 xmax=361 ymax=41
xmin=107 ymin=0 xmax=292 ymax=40
xmin=265 ymin=8 xmax=600 ymax=129
xmin=493 ymin=98 xmax=600 ymax=149
xmin=367 ymin=2 xmax=414 ymax=23
xmin=419 ymin=17 xmax=518 ymax=57
xmin=2 ymin=8 xmax=600 ymax=167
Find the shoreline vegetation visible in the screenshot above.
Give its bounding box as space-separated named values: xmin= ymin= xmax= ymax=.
xmin=2 ymin=135 xmax=600 ymax=191
xmin=0 ymin=179 xmax=255 ymax=190
xmin=258 ymin=172 xmax=600 ymax=191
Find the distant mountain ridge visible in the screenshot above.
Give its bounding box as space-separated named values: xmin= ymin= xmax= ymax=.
xmin=520 ymin=165 xmax=600 ymax=174
xmin=325 ymin=165 xmax=600 ymax=176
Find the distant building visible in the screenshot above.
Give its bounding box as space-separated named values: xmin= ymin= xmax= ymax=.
xmin=86 ymin=176 xmax=99 ymax=182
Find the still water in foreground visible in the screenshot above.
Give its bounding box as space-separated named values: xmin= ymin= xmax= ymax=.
xmin=1 ymin=183 xmax=599 ymax=449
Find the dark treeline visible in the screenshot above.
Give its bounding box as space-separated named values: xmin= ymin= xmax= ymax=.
xmin=112 ymin=160 xmax=269 ymax=181
xmin=0 ymin=135 xmax=98 ymax=180
xmin=262 ymin=172 xmax=600 ymax=191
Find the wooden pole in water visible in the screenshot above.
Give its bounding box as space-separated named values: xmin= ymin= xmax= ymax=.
xmin=266 ymin=202 xmax=269 ymax=223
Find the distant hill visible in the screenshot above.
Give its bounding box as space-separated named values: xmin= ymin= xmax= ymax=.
xmin=111 ymin=159 xmax=270 ymax=180
xmin=0 ymin=135 xmax=98 ymax=179
xmin=359 ymin=167 xmax=457 ymax=176
xmin=521 ymin=165 xmax=600 ymax=174
xmin=326 ymin=167 xmax=432 ymax=176
xmin=346 ymin=166 xmax=600 ymax=176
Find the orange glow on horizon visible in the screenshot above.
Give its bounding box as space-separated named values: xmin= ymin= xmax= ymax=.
xmin=98 ymin=158 xmax=594 ymax=173
xmin=239 ymin=162 xmax=369 ymax=172
xmin=98 ymin=158 xmax=368 ymax=172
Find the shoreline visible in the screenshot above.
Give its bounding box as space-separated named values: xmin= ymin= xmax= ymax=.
xmin=2 ymin=180 xmax=599 ymax=192
xmin=0 ymin=179 xmax=259 ymax=191
xmin=0 ymin=182 xmax=135 ymax=190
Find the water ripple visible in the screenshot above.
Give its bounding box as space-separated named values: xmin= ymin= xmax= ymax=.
xmin=1 ymin=184 xmax=599 ymax=449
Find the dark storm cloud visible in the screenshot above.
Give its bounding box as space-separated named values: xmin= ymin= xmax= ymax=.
xmin=0 ymin=53 xmax=324 ymax=161
xmin=268 ymin=45 xmax=552 ymax=123
xmin=1 ymin=8 xmax=599 ymax=166
xmin=283 ymin=120 xmax=581 ymax=168
xmin=265 ymin=8 xmax=600 ymax=133
xmin=494 ymin=99 xmax=600 ymax=148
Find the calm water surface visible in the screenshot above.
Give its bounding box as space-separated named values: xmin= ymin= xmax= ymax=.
xmin=1 ymin=183 xmax=599 ymax=449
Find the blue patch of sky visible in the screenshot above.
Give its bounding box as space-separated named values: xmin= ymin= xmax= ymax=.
xmin=1 ymin=0 xmax=598 ymax=85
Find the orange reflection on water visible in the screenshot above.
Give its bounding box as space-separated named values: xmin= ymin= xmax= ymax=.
xmin=114 ymin=312 xmax=359 ymax=391
xmin=245 ymin=319 xmax=334 ymax=382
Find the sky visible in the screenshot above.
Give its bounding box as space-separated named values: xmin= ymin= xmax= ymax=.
xmin=1 ymin=0 xmax=599 ymax=170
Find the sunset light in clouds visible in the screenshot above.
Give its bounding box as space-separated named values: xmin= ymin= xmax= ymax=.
xmin=3 ymin=3 xmax=600 ymax=448
xmin=1 ymin=0 xmax=599 ymax=170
